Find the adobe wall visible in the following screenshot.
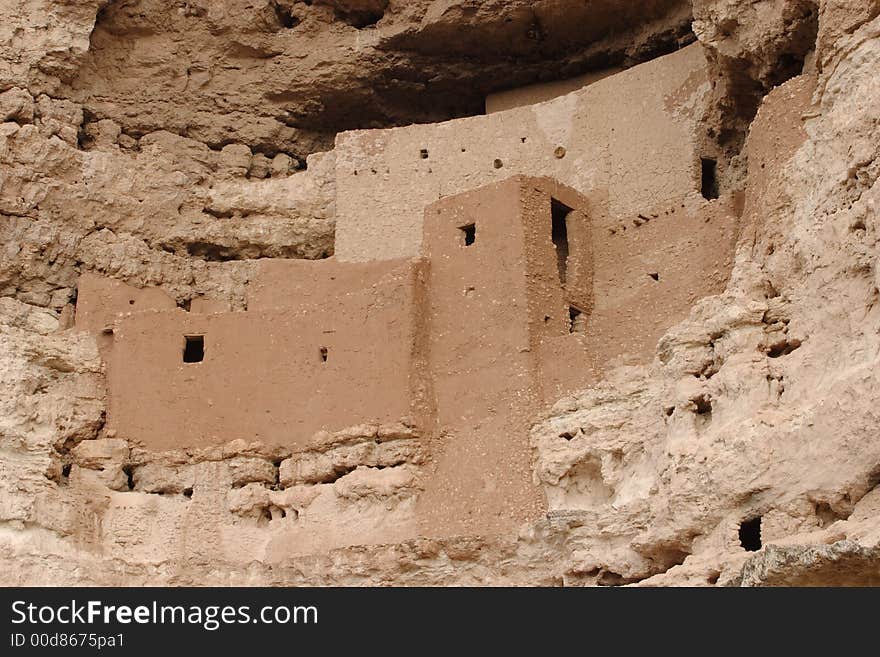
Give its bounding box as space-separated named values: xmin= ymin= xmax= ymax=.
xmin=518 ymin=177 xmax=593 ymax=346
xmin=485 ymin=67 xmax=623 ymax=114
xmin=74 ymin=164 xmax=738 ymax=545
xmin=410 ymin=174 xmax=739 ymax=406
xmin=100 ymin=260 xmax=425 ymax=452
xmin=407 ymin=173 xmax=737 ymax=539
xmin=581 ymin=194 xmax=739 ymax=370
xmin=247 ymin=257 xmax=420 ymax=312
xmin=417 ymin=177 xmax=546 ymax=536
xmin=75 ymin=272 xmax=177 ymax=333
xmin=333 ymin=44 xmax=711 ymax=263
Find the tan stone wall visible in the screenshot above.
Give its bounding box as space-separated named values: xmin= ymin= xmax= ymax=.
xmin=103 ymin=261 xmax=422 ymax=451
xmin=485 ymin=67 xmax=624 ymax=114
xmin=248 ymin=257 xmax=416 ymax=311
xmin=334 ymin=44 xmax=711 ymax=262
xmin=75 ymin=272 xmax=177 ymax=333
xmin=76 ymin=165 xmax=737 ymax=542
xmin=417 ymin=177 xmax=545 ymax=536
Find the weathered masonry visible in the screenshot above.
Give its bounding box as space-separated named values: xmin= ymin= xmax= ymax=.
xmin=78 ymin=178 xmax=597 ymax=453
xmin=75 ymin=45 xmax=740 ymax=537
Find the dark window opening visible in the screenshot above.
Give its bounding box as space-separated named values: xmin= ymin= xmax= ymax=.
xmin=183 ymin=335 xmax=204 ymax=363
xmin=337 ymin=9 xmax=384 ymax=29
xmin=701 ymin=158 xmax=720 ymax=200
xmin=272 ymin=1 xmax=300 ymax=28
xmin=569 ymin=306 xmax=585 ymax=334
xmin=766 ymin=338 xmax=802 ymax=358
xmin=460 ymin=223 xmax=476 ymax=247
xmin=320 ymin=347 xmax=328 ymax=363
xmin=123 ymin=465 xmax=135 ymax=491
xmin=692 ymin=394 xmax=712 ymax=415
xmin=552 ymin=199 xmax=573 ymax=285
xmin=739 ymin=516 xmax=762 ymax=552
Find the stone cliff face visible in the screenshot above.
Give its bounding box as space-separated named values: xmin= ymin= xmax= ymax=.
xmin=1 ymin=0 xmax=879 ymax=585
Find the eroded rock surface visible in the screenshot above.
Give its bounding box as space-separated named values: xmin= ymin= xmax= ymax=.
xmin=1 ymin=0 xmax=879 ymax=585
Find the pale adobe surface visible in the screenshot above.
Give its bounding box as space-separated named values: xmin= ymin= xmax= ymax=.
xmin=334 ymin=44 xmax=710 ymax=262
xmin=485 ymin=67 xmax=624 ymax=114
xmin=103 ymin=269 xmax=421 ymax=453
xmin=415 ymin=178 xmax=587 ymax=538
xmin=1 ymin=0 xmax=880 ymax=586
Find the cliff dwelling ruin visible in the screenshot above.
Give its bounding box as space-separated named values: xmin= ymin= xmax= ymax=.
xmin=4 ymin=0 xmax=880 ymax=588
xmin=72 ymin=45 xmax=738 ymax=540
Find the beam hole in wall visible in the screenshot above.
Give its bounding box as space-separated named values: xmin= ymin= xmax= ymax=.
xmin=649 ymin=272 xmax=660 ymax=282
xmin=739 ymin=516 xmax=762 ymax=552
xmin=420 ymin=148 xmax=429 ymax=159
xmin=551 ymin=198 xmax=573 ymax=285
xmin=569 ymin=306 xmax=586 ymax=334
xmin=493 ymin=159 xmax=504 ymax=169
xmin=459 ymin=223 xmax=476 ymax=247
xmin=183 ymin=335 xmax=205 ymax=363
xmin=128 ymin=298 xmax=135 ymax=305
xmin=320 ymin=346 xmax=328 ymax=363
xmin=701 ymin=157 xmax=720 ymax=200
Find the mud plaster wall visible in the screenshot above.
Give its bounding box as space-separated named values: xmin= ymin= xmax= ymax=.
xmin=75 ymin=272 xmax=177 ymax=334
xmin=333 ymin=44 xmax=711 ymax=263
xmin=4 ymin=0 xmax=880 ymax=589
xmin=411 ymin=173 xmax=736 ymax=536
xmin=417 ymin=178 xmax=545 ymax=536
xmin=485 ymin=67 xmax=625 ymax=114
xmin=75 ymin=108 xmax=738 ymax=539
xmin=102 ymin=260 xmax=422 ymax=451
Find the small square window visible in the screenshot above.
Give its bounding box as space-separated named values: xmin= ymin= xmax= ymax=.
xmin=183 ymin=335 xmax=204 ymax=363
xmin=459 ymin=223 xmax=476 ymax=247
